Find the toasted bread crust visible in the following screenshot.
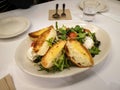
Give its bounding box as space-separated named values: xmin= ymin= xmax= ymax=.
xmin=33 ymin=29 xmax=51 ymax=53
xmin=65 ymin=40 xmax=94 ymax=68
xmin=29 ymin=25 xmax=54 ymax=41
xmin=41 ymin=40 xmax=66 ymax=68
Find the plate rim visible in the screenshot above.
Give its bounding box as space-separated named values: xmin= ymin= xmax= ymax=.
xmin=0 ymin=16 xmax=31 ymax=38
xmin=15 ymin=22 xmax=111 ymax=78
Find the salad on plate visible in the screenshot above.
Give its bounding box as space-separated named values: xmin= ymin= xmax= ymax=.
xmin=27 ymin=22 xmax=101 ymax=72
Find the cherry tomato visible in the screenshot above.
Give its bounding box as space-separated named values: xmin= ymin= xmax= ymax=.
xmin=68 ymin=32 xmax=77 ymax=39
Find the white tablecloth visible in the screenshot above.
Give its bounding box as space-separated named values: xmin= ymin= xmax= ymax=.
xmin=0 ymin=0 xmax=120 ymax=90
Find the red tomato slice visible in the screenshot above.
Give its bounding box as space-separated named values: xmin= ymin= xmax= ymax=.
xmin=68 ymin=32 xmax=77 ymax=39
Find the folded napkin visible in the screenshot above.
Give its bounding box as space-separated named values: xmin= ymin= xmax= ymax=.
xmin=0 ymin=74 xmax=16 ymax=90
xmin=49 ymin=9 xmax=72 ymax=20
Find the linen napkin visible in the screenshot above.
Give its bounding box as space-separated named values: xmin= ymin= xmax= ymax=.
xmin=0 ymin=74 xmax=16 ymax=90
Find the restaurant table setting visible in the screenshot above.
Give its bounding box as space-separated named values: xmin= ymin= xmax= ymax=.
xmin=0 ymin=0 xmax=120 ymax=90
xmin=49 ymin=3 xmax=72 ymax=20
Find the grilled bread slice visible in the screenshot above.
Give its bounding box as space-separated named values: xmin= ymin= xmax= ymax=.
xmin=32 ymin=26 xmax=56 ymax=56
xmin=65 ymin=40 xmax=94 ymax=67
xmin=40 ymin=40 xmax=66 ymax=68
xmin=29 ymin=25 xmax=54 ymax=41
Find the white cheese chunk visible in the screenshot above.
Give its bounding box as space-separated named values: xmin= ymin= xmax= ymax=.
xmin=27 ymin=47 xmax=37 ymax=61
xmin=83 ymin=36 xmax=94 ymax=49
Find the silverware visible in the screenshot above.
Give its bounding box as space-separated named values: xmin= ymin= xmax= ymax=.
xmin=52 ymin=4 xmax=60 ymax=19
xmin=61 ymin=3 xmax=66 ymax=17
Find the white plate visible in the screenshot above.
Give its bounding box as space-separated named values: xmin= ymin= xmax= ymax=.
xmin=15 ymin=22 xmax=111 ymax=78
xmin=0 ymin=16 xmax=30 ymax=38
xmin=79 ymin=0 xmax=108 ymax=12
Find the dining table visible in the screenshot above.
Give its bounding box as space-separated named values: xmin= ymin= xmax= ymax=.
xmin=0 ymin=0 xmax=120 ymax=90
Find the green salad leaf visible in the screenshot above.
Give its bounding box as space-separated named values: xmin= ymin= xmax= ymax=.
xmin=38 ymin=51 xmax=74 ymax=72
xmin=46 ymin=37 xmax=54 ymax=47
xmin=89 ymin=46 xmax=101 ymax=57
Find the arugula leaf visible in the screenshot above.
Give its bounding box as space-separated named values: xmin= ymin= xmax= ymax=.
xmin=33 ymin=55 xmax=42 ymax=63
xmin=89 ymin=46 xmax=101 ymax=57
xmin=94 ymin=40 xmax=101 ymax=47
xmin=58 ymin=35 xmax=67 ymax=40
xmin=55 ymin=22 xmax=58 ymax=30
xmin=74 ymin=25 xmax=83 ymax=33
xmin=59 ymin=27 xmax=67 ymax=34
xmin=57 ymin=26 xmax=67 ymax=40
xmin=53 ymin=52 xmax=70 ymax=71
xmin=78 ymin=32 xmax=86 ymax=39
xmin=38 ymin=51 xmax=74 ymax=72
xmin=46 ymin=37 xmax=54 ymax=47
